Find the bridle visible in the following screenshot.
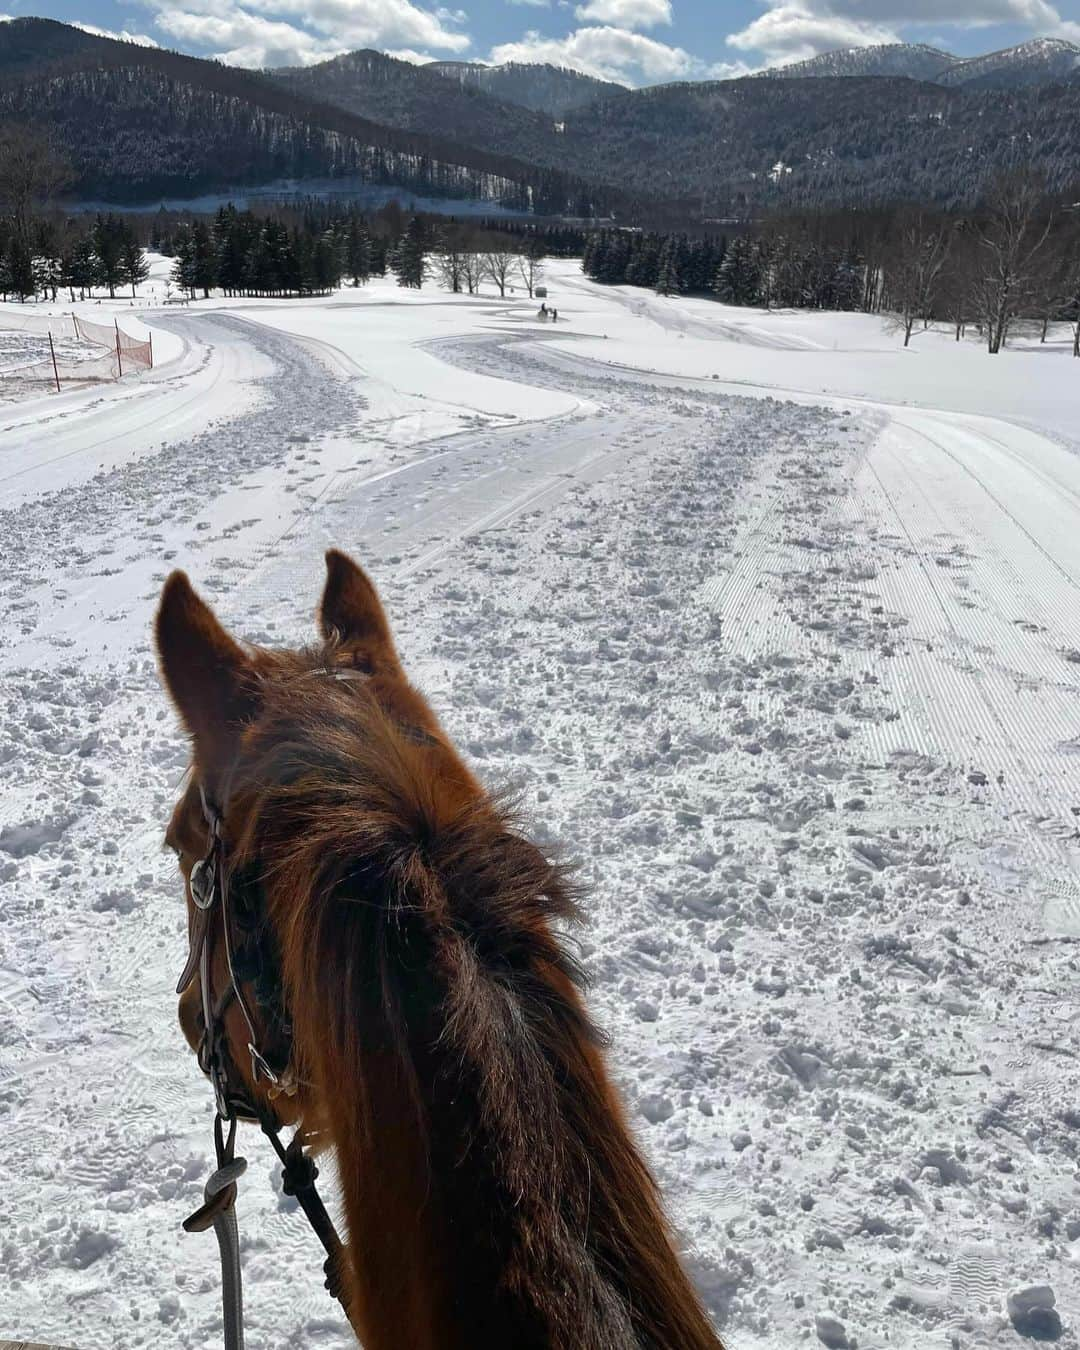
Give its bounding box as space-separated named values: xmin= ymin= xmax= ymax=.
xmin=173 ymin=662 xmax=434 ymax=1347
xmin=176 ymin=691 xmax=361 ymax=1348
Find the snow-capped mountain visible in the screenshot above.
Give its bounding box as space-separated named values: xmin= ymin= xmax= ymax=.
xmin=764 ymin=38 xmax=1080 ymax=90
xmin=763 ymin=43 xmax=954 ymax=82
xmin=938 ymin=37 xmax=1080 ymax=89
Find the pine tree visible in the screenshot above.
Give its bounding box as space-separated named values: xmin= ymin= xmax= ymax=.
xmin=92 ymin=214 xmax=126 ymax=299
xmin=346 ymin=217 xmax=372 ymax=286
xmin=69 ymin=234 xmax=101 ymax=299
xmin=394 ymin=217 xmax=426 ymax=289
xmin=121 ymin=227 xmax=150 ymax=299
xmin=655 ymin=236 xmax=685 ymax=296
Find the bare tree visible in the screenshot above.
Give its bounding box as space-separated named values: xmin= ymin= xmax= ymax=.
xmin=461 ymin=251 xmax=483 ymax=295
xmin=971 ymin=171 xmax=1053 ymax=355
xmin=432 ymin=233 xmax=468 ymax=293
xmin=516 ymin=248 xmax=545 ymax=298
xmin=0 ymin=127 xmax=70 ymax=246
xmin=885 ymin=210 xmax=952 ymax=346
xmin=483 ymin=246 xmax=516 ymax=298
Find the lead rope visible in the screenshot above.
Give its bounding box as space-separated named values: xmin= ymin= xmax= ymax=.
xmin=183 ymin=1116 xmax=248 ymax=1350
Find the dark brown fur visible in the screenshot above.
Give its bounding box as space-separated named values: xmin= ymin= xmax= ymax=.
xmin=157 ymin=550 xmax=723 ymax=1350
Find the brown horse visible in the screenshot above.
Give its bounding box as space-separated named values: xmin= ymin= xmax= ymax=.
xmin=156 ymin=549 xmax=723 ymax=1350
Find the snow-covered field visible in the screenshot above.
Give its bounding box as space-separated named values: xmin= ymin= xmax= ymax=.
xmin=1 ymin=259 xmax=1078 ymax=1350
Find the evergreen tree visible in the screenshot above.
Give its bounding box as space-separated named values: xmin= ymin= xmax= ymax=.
xmin=121 ymin=229 xmax=150 ymax=298
xmin=92 ymin=214 xmax=126 ymax=299
xmin=172 ymin=223 xmax=197 ymax=297
xmin=655 ymin=236 xmax=685 ymax=296
xmin=393 ymin=217 xmax=426 ymax=289
xmin=346 ymin=217 xmax=372 ymax=286
xmin=69 ymin=234 xmax=101 ymax=299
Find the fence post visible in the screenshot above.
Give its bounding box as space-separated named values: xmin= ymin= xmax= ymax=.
xmin=148 ymin=330 xmax=153 ymax=369
xmin=48 ymin=330 xmax=61 ymax=394
xmin=115 ymin=320 xmax=123 ymax=379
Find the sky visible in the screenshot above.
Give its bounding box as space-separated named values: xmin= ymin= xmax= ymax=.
xmin=4 ymin=0 xmax=1080 ymax=82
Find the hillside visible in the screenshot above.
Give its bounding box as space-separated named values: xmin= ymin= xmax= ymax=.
xmin=2 ymin=18 xmax=1080 ymax=220
xmin=553 ymin=75 xmax=1080 ymax=212
xmin=0 ymin=18 xmax=613 ymax=215
xmin=268 ymin=49 xmax=572 ymax=167
xmin=761 ymin=43 xmax=954 ymax=82
xmin=425 ymin=60 xmax=623 ymax=117
xmin=763 ymin=38 xmax=1080 ymax=89
xmin=939 ymin=37 xmax=1080 ymax=89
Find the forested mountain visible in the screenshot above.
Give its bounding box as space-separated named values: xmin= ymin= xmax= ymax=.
xmin=938 ymin=38 xmax=1080 ymax=89
xmin=0 ymin=18 xmax=613 ymax=215
xmin=762 ymin=38 xmax=1080 ymax=89
xmin=425 ymin=61 xmax=623 ymax=116
xmin=268 ymin=49 xmax=567 ymax=162
xmin=554 ymin=76 xmax=1080 ymax=213
xmin=761 ymin=44 xmax=954 ymax=82
xmin=3 ymin=17 xmax=1080 ymax=222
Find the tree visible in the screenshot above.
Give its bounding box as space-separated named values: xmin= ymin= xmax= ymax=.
xmin=516 ymin=239 xmax=545 ymax=298
xmin=461 ymin=250 xmax=483 ymax=295
xmin=0 ymin=127 xmax=70 ymax=249
xmin=5 ymin=234 xmax=34 ymax=300
xmin=483 ymin=245 xmax=516 ymax=297
xmin=68 ymin=233 xmax=101 ymax=300
xmin=971 ymin=172 xmax=1052 ymax=354
xmin=886 ymin=211 xmax=952 ymax=346
xmin=393 ymin=217 xmax=426 ymax=289
xmin=432 ymin=230 xmax=468 ymax=293
xmin=121 ymin=230 xmax=151 ymax=299
xmin=346 ymin=217 xmax=372 ymax=287
xmin=655 ymin=235 xmax=685 ymax=297
xmin=93 ymin=213 xmax=127 ymax=299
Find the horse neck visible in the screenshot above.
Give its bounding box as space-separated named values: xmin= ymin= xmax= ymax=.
xmin=276 ymin=860 xmax=723 ymax=1350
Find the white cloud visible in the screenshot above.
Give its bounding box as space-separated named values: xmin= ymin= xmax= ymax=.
xmin=726 ymin=5 xmax=896 ymax=64
xmin=490 ymin=23 xmax=705 ymax=81
xmin=573 ymin=0 xmax=671 ymax=31
xmin=240 ymin=0 xmax=470 ymax=51
xmin=71 ymin=20 xmax=161 ymax=47
xmin=149 ymin=5 xmax=347 ymax=65
xmin=143 ymin=0 xmax=470 ymax=66
xmin=506 ymin=0 xmax=552 ymax=7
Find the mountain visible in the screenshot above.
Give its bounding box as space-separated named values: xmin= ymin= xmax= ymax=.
xmin=938 ymin=37 xmax=1080 ymax=89
xmin=762 ymin=38 xmax=1080 ymax=90
xmin=761 ymin=43 xmax=954 ymax=82
xmin=2 ymin=17 xmax=1080 ymax=224
xmin=0 ymin=17 xmax=613 ymax=215
xmin=425 ymin=61 xmax=624 ymax=118
xmin=268 ymin=49 xmax=567 ymax=165
xmin=553 ymin=75 xmax=1080 ymax=214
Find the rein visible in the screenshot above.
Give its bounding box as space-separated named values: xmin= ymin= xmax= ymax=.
xmin=177 ymin=672 xmax=371 ymax=1346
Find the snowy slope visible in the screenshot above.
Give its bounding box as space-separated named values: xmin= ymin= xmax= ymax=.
xmin=1 ymin=265 xmax=1078 ymax=1349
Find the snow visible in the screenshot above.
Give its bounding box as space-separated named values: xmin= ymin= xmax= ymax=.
xmin=1 ymin=258 xmax=1079 ymax=1349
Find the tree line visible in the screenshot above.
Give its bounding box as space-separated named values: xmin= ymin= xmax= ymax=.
xmin=157 ymin=204 xmax=583 ymax=300
xmin=582 ymin=175 xmax=1080 ymax=355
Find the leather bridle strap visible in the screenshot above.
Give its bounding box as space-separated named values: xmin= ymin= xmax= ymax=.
xmin=179 ymin=782 xmax=357 ymax=1343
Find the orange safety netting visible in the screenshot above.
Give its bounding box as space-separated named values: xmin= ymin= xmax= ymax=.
xmin=0 ymin=311 xmax=153 ymax=390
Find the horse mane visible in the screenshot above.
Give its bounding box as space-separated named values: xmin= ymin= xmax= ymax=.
xmin=228 ymin=642 xmax=721 ymax=1349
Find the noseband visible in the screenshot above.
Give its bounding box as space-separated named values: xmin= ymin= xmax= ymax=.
xmin=177 ymin=782 xmax=287 ymax=1123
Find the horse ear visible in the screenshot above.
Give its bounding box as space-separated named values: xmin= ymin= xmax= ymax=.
xmin=156 ymin=571 xmax=256 ymax=768
xmin=319 ymin=550 xmax=398 ymax=660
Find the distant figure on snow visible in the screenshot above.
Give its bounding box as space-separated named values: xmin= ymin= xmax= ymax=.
xmin=538 ymin=302 xmax=548 ymax=320
xmin=551 ymin=308 xmax=558 ymax=322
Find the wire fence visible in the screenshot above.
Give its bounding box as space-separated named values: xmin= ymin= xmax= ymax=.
xmin=0 ymin=311 xmax=153 ymax=393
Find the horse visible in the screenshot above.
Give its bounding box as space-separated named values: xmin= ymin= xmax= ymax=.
xmin=156 ymin=548 xmax=724 ymax=1350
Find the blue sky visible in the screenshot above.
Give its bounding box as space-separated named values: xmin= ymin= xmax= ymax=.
xmin=5 ymin=0 xmax=1080 ymax=80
